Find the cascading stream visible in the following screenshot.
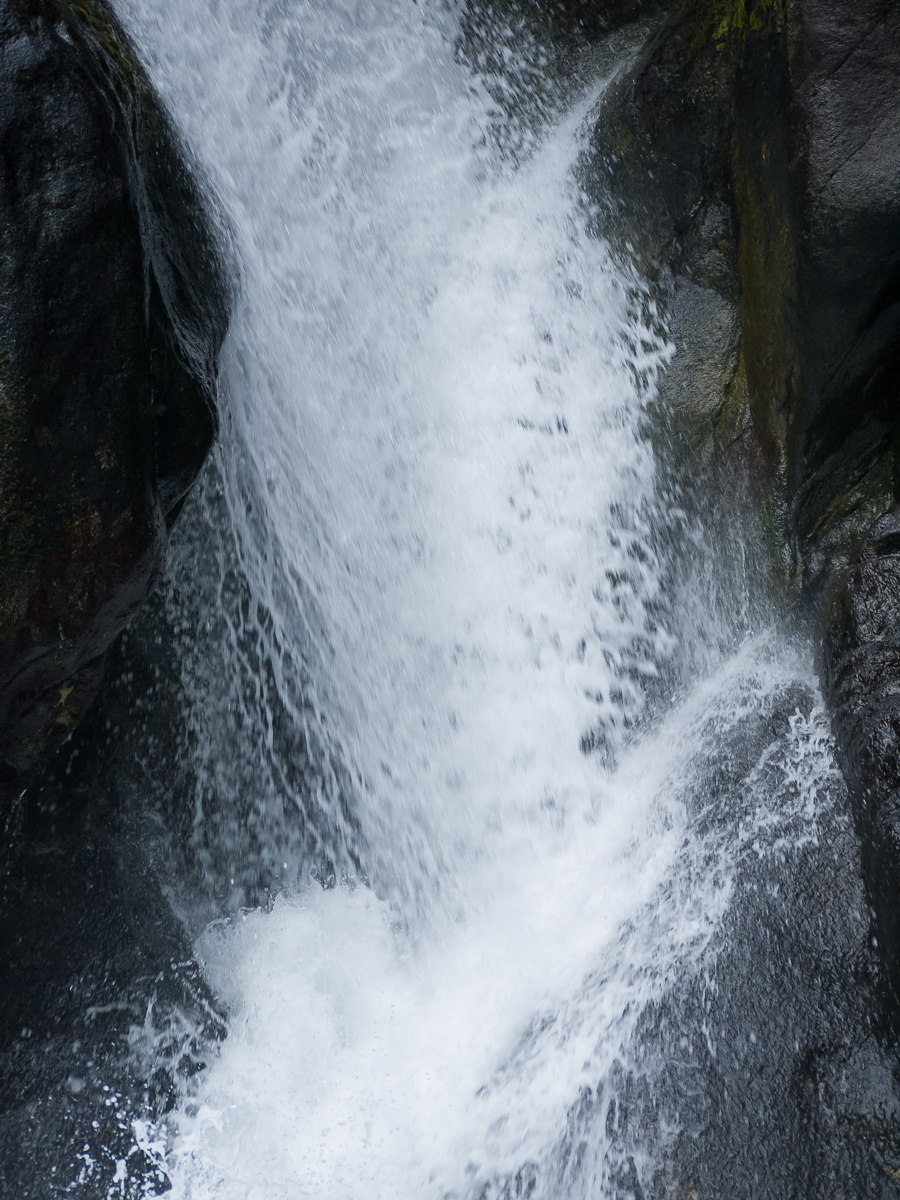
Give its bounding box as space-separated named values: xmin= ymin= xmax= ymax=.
xmin=107 ymin=1 xmax=844 ymax=1197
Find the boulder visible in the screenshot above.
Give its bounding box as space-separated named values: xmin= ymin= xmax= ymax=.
xmin=0 ymin=0 xmax=228 ymax=782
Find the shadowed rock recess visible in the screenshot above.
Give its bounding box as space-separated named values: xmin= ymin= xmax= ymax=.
xmin=0 ymin=0 xmax=228 ymax=1195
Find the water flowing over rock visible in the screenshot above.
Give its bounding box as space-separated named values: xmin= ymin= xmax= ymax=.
xmin=584 ymin=0 xmax=900 ymax=1018
xmin=0 ymin=0 xmax=228 ymax=782
xmin=6 ymin=0 xmax=900 ymax=1195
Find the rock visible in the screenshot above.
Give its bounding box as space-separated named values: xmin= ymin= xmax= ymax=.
xmin=457 ymin=0 xmax=664 ymax=161
xmin=584 ymin=0 xmax=900 ymax=591
xmin=733 ymin=0 xmax=900 ymax=585
xmin=460 ymin=0 xmax=660 ymax=44
xmin=0 ymin=6 xmax=230 ymax=1187
xmin=0 ymin=750 xmax=226 ymax=1198
xmin=481 ymin=660 xmax=900 ymax=1198
xmin=0 ymin=0 xmax=229 ymax=782
xmin=822 ymin=509 xmax=900 ymax=1007
xmin=582 ymin=0 xmax=900 ymax=1010
xmin=584 ymin=0 xmax=735 ymax=282
xmin=582 ymin=0 xmax=782 ymax=588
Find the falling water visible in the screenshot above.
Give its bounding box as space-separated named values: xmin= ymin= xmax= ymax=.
xmin=99 ymin=1 xmax=850 ymax=1197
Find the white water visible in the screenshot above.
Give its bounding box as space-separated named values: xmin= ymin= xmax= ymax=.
xmin=108 ymin=2 xmax=837 ymax=1197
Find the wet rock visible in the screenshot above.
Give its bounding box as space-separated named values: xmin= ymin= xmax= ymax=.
xmin=736 ymin=0 xmax=900 ymax=585
xmin=584 ymin=1 xmax=734 ymax=283
xmin=582 ymin=0 xmax=781 ymax=590
xmin=472 ymin=661 xmax=900 ymax=1197
xmin=823 ymin=509 xmax=900 ymax=1008
xmin=0 ymin=753 xmax=226 ymax=1198
xmin=550 ymin=674 xmax=900 ymax=1199
xmin=457 ymin=0 xmax=663 ymax=163
xmin=578 ymin=0 xmax=900 ymax=1033
xmin=584 ymin=0 xmax=900 ymax=590
xmin=0 ymin=0 xmax=229 ymax=781
xmin=460 ymin=0 xmax=661 ymax=45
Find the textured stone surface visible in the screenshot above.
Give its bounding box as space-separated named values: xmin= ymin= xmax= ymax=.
xmin=0 ymin=753 xmax=226 ymax=1198
xmin=461 ymin=0 xmax=660 ymax=40
xmin=0 ymin=0 xmax=228 ymax=780
xmin=823 ymin=510 xmax=900 ymax=1007
xmin=585 ymin=0 xmax=900 ymax=589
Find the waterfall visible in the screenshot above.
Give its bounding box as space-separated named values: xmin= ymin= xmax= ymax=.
xmin=106 ymin=1 xmax=846 ymax=1196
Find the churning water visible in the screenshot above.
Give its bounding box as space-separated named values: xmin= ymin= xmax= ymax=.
xmin=107 ymin=1 xmax=843 ymax=1196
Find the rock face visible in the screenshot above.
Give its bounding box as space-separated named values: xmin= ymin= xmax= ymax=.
xmin=465 ymin=0 xmax=900 ymax=1013
xmin=0 ymin=12 xmax=229 ymax=1189
xmin=0 ymin=0 xmax=228 ymax=782
xmin=0 ymin=724 xmax=227 ymax=1197
xmin=583 ymin=0 xmax=900 ymax=1008
xmin=734 ymin=0 xmax=900 ymax=584
xmin=586 ymin=0 xmax=900 ymax=586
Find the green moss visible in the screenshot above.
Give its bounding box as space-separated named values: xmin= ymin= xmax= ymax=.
xmin=675 ymin=0 xmax=785 ymax=58
xmin=719 ymin=0 xmax=784 ymax=37
xmin=61 ymin=0 xmax=141 ymax=90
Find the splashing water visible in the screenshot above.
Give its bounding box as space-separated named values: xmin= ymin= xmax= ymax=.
xmin=104 ymin=1 xmax=840 ymax=1196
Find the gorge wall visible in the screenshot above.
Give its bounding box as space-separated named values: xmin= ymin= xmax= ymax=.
xmin=463 ymin=0 xmax=900 ymax=1039
xmin=464 ymin=0 xmax=900 ymax=1014
xmin=1 ymin=0 xmax=900 ymax=1195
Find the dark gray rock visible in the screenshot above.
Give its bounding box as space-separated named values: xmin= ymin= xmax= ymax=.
xmin=0 ymin=749 xmax=226 ymax=1198
xmin=0 ymin=0 xmax=229 ymax=782
xmin=578 ymin=0 xmax=900 ymax=1031
xmin=584 ymin=0 xmax=900 ymax=590
xmin=823 ymin=509 xmax=900 ymax=1008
